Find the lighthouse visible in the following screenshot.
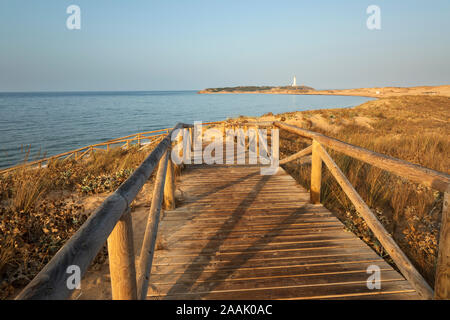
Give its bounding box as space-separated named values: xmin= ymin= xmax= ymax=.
xmin=292 ymin=76 xmax=297 ymax=87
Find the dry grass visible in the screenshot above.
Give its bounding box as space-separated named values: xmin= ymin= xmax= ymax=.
xmin=276 ymin=96 xmax=449 ymax=286
xmin=11 ymin=170 xmax=49 ymax=212
xmin=0 ymin=139 xmax=161 ymax=299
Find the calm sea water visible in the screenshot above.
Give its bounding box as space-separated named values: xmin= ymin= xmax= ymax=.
xmin=0 ymin=91 xmax=373 ymax=169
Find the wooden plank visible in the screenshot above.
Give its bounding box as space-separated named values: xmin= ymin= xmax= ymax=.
xmin=159 ymin=220 xmax=343 ymax=233
xmin=159 ymin=236 xmax=359 ymax=252
xmin=150 ymin=269 xmax=404 ymax=296
xmin=159 ymin=222 xmax=345 ymax=234
xmin=148 ymin=280 xmax=415 ymax=300
xmin=161 ymin=234 xmax=358 ymax=250
xmin=160 ymin=226 xmax=345 ymax=242
xmin=160 ymin=215 xmax=341 ymax=226
xmin=150 ymin=259 xmax=393 ymax=284
xmin=162 ymin=209 xmax=333 ymax=219
xmin=154 ymin=243 xmax=373 ymax=260
xmin=317 ymin=291 xmax=420 ymax=300
xmin=152 ymin=254 xmax=386 ymax=274
xmin=153 ymin=246 xmax=381 ymax=265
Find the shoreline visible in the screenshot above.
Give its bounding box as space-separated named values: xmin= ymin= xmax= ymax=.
xmin=199 ymin=91 xmax=376 ymax=98
xmin=198 ymin=85 xmax=450 ymax=98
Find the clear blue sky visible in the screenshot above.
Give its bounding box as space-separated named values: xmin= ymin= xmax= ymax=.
xmin=0 ymin=0 xmax=449 ymax=91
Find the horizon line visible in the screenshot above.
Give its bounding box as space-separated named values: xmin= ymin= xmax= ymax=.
xmin=0 ymin=89 xmax=201 ymax=94
xmin=0 ymin=83 xmax=447 ymax=94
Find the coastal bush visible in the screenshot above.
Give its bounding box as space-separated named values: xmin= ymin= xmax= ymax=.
xmin=79 ymin=169 xmax=133 ymax=194
xmin=0 ymin=200 xmax=88 ymax=299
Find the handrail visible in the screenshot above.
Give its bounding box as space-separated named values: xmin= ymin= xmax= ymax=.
xmin=0 ymin=133 xmax=167 ymax=175
xmin=273 ymin=121 xmax=449 ymax=300
xmin=0 ymin=121 xmax=224 ymax=175
xmin=274 ymin=121 xmax=450 ymax=193
xmin=316 ymin=141 xmax=433 ymax=299
xmin=15 ymin=123 xmax=189 ymax=300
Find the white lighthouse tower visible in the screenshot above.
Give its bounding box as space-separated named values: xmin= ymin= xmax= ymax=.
xmin=292 ymin=76 xmax=297 ymax=87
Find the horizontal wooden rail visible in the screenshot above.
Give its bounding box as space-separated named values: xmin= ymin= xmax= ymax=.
xmin=102 ymin=128 xmax=170 ymax=143
xmin=274 ymin=121 xmax=450 ymax=193
xmin=280 ymin=145 xmax=312 ymax=165
xmin=1 ymin=120 xmax=253 ymax=174
xmin=0 ymin=120 xmax=223 ymax=175
xmin=15 ymin=123 xmax=188 ymax=300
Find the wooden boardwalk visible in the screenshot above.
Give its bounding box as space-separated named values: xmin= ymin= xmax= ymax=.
xmin=16 ymin=122 xmax=448 ymax=300
xmin=148 ymin=164 xmax=420 ymax=300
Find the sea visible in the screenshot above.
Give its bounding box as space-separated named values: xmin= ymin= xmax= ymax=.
xmin=0 ymin=91 xmax=373 ymax=169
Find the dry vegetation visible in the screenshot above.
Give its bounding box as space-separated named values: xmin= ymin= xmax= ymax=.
xmin=259 ymin=95 xmax=449 ymax=286
xmin=0 ymin=140 xmax=161 ymax=299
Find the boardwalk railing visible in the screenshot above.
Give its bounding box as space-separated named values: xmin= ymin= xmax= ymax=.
xmin=13 ymin=120 xmax=450 ymax=300
xmin=0 ymin=129 xmax=169 ymax=175
xmin=0 ymin=121 xmax=229 ymax=175
xmin=274 ymin=121 xmax=450 ymax=300
xmin=15 ymin=123 xmax=191 ymax=300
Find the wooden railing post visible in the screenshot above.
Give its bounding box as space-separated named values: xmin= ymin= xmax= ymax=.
xmin=310 ymin=139 xmax=322 ymax=204
xmin=163 ymin=157 xmax=176 ymax=210
xmin=107 ymin=208 xmax=137 ymax=300
xmin=435 ymin=188 xmax=450 ymax=299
